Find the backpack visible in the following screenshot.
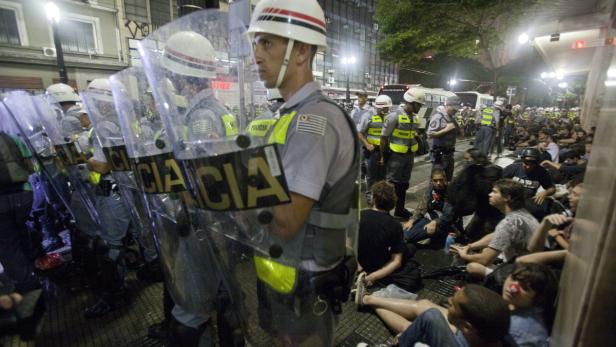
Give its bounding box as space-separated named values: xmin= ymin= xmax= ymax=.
xmin=0 ymin=132 xmax=30 ymax=185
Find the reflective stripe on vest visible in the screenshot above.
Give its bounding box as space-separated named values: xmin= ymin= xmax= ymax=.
xmin=267 ymin=111 xmax=297 ymax=144
xmin=522 ymin=112 xmax=529 ymax=120
xmin=222 ymin=113 xmax=238 ymax=137
xmin=86 ymin=128 xmax=100 ymax=185
xmin=390 ymin=114 xmax=417 ymax=153
xmin=366 ymin=115 xmax=383 ymax=145
xmin=481 ymin=108 xmax=494 ymax=126
xmin=247 ymin=119 xmax=276 ymax=137
xmin=253 ymin=255 xmax=297 ymax=294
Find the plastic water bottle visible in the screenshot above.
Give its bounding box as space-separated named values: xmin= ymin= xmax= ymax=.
xmin=444 ymin=232 xmax=456 ymax=253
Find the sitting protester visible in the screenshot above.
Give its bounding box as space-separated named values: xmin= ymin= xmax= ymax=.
xmin=448 ymin=148 xmax=504 ymax=241
xmin=402 ymin=168 xmax=457 ymax=247
xmin=357 ymin=181 xmax=421 ymax=294
xmin=541 ymin=145 xmax=587 ymax=184
xmin=518 ymin=176 xmax=584 ymax=266
xmin=451 ymin=179 xmax=539 ymax=280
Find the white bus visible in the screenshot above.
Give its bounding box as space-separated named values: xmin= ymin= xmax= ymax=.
xmin=455 ymin=91 xmax=494 ymax=110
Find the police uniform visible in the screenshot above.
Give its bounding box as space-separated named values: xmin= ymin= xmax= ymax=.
xmin=184 ymin=89 xmax=238 ymax=142
xmin=350 ymin=102 xmax=375 ymax=126
xmin=381 ymin=107 xmax=418 ymax=216
xmin=427 ymin=109 xmax=457 ymax=181
xmin=260 ymin=81 xmax=358 ymax=342
xmin=358 ymin=111 xmax=386 ymax=201
xmin=475 ymin=106 xmax=500 ymax=156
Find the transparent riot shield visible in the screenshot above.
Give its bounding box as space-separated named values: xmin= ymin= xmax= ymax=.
xmin=80 ymin=82 xmax=157 ymax=263
xmin=0 ymin=95 xmax=72 ymax=214
xmin=111 ymin=66 xmax=224 ymax=323
xmin=20 ymin=93 xmax=102 ymax=228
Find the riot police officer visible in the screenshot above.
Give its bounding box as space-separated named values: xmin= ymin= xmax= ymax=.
xmin=248 ymin=0 xmax=359 ymax=344
xmin=358 ymin=94 xmax=391 ymax=203
xmin=427 ymin=96 xmax=460 ymax=181
xmin=380 ymin=89 xmax=423 ymax=219
xmin=475 ymin=100 xmax=503 ymax=156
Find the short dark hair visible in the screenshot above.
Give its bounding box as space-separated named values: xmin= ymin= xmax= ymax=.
xmin=431 ymin=168 xmax=446 ymax=179
xmin=510 ymin=263 xmax=558 ymax=308
xmin=372 ymin=181 xmax=396 ymax=211
xmin=494 ymin=179 xmax=526 ymax=210
xmin=465 ymin=147 xmax=490 ymax=165
xmin=459 ymin=284 xmax=511 ymax=342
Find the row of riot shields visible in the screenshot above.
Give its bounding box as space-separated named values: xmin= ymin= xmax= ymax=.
xmin=2 ymin=9 xmax=359 ymax=345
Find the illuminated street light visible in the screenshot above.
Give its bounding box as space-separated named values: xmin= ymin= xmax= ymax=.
xmin=518 ymin=33 xmax=529 ymax=44
xmin=556 ymin=70 xmax=564 ymax=80
xmin=45 ymin=2 xmax=68 ymax=83
xmin=540 ymin=72 xmax=548 ymax=79
xmin=45 ymin=2 xmax=60 ymax=23
xmin=558 ymin=82 xmax=568 ymax=89
xmin=342 ymin=56 xmax=357 ymax=103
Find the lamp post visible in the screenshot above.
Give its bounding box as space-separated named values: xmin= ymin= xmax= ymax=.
xmin=45 ymin=2 xmax=68 ymax=84
xmin=342 ymin=56 xmax=356 ymax=104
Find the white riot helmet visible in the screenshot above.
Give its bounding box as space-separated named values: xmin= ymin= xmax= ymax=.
xmin=403 ymin=89 xmax=426 ymax=105
xmin=161 ymin=31 xmax=217 ymax=79
xmin=46 ymin=83 xmax=80 ymax=103
xmin=266 ymin=88 xmax=283 ymax=101
xmin=480 ymin=104 xmax=487 ymax=110
xmin=247 ymin=0 xmax=327 ymax=88
xmin=494 ymin=100 xmax=504 ymax=108
xmin=87 ymin=78 xmax=114 ymax=102
xmin=374 ymin=95 xmax=393 ymax=109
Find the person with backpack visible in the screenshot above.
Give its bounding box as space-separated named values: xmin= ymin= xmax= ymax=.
xmin=0 ymin=131 xmax=38 ymax=292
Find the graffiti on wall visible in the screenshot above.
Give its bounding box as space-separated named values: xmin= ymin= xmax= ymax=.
xmin=125 ymin=20 xmax=159 ymax=40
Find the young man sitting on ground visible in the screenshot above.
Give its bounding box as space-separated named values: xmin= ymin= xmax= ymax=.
xmin=450 ymin=179 xmax=539 ymax=280
xmin=402 ymin=168 xmax=457 ymax=247
xmin=356 ymin=181 xmax=420 ymax=294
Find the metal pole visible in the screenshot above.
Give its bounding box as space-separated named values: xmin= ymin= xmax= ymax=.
xmin=346 ymin=70 xmax=350 ymax=103
xmin=51 ymin=22 xmax=68 ymax=84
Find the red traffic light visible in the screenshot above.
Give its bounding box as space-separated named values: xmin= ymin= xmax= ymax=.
xmin=573 ymin=40 xmax=586 ymax=49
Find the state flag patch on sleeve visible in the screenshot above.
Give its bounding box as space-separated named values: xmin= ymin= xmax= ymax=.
xmin=296 ymin=114 xmax=327 ymax=136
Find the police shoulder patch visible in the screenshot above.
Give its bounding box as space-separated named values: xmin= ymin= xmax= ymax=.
xmin=296 ymin=114 xmax=327 ymax=136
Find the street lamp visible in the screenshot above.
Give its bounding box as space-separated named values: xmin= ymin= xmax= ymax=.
xmin=517 ymin=33 xmax=529 ymax=45
xmin=558 ymin=82 xmax=568 ymax=89
xmin=45 ymin=2 xmax=68 ymax=84
xmin=448 ymin=78 xmax=457 ymax=91
xmin=342 ymin=56 xmax=356 ymax=103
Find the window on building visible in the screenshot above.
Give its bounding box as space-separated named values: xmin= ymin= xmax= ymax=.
xmin=57 ymin=18 xmax=99 ymax=54
xmin=150 ymin=0 xmax=173 ymax=26
xmin=0 ymin=7 xmax=19 ymax=45
xmin=0 ymin=0 xmax=27 ymax=46
xmin=125 ymin=0 xmax=149 ymax=23
xmin=128 ymin=38 xmax=142 ymax=66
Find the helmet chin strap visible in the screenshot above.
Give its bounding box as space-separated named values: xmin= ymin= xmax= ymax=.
xmin=275 ymin=39 xmax=295 ymax=89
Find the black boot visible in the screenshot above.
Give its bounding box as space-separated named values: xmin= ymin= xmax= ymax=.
xmin=393 ymin=182 xmax=412 ymax=220
xmin=170 ymin=319 xmax=211 ymax=347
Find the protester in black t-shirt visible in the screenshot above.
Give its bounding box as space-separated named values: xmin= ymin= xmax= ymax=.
xmin=503 ymin=148 xmax=555 ymax=220
xmin=357 ymin=181 xmax=420 ymax=294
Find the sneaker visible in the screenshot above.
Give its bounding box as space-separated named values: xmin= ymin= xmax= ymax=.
xmin=354 ymin=272 xmax=366 ymax=305
xmin=148 ymin=320 xmax=170 ymax=339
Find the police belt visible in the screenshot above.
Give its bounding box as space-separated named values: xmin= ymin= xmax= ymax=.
xmin=481 ymin=124 xmax=495 ymax=128
xmin=431 ymin=146 xmax=455 ymax=155
xmin=264 ymin=255 xmax=356 ymax=315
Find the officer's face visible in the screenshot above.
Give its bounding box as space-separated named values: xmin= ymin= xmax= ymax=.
xmin=357 ymin=95 xmax=367 ymax=106
xmin=253 ymin=33 xmax=289 ymax=88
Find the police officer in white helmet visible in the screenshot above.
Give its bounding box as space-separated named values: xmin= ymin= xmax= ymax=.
xmin=380 ymin=89 xmax=424 ymax=219
xmin=248 ymin=0 xmax=359 ymax=344
xmin=358 ymin=94 xmax=391 ymax=203
xmin=46 ymin=83 xmax=80 ymax=113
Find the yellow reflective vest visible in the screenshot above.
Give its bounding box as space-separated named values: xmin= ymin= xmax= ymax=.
xmin=389 ymin=114 xmax=418 ymax=153
xmin=366 ymin=115 xmax=384 ymax=145
xmin=480 ymin=107 xmax=495 ymax=126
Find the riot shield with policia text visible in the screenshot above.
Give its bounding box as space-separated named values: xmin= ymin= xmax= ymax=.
xmin=2 ymin=92 xmax=86 ymax=219
xmin=0 ymin=94 xmax=72 ymax=215
xmin=80 ymin=78 xmax=157 ymax=264
xmin=110 ymin=66 xmax=225 ymax=325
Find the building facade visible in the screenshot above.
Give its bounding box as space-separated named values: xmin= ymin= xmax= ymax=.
xmin=0 ymin=0 xmax=396 ymax=96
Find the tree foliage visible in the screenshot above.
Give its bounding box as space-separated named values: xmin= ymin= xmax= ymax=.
xmin=375 ymin=0 xmax=538 ymax=73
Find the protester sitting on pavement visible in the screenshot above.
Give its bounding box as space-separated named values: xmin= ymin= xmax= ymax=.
xmin=537 ymin=129 xmax=559 ymax=163
xmin=450 ymin=179 xmax=539 ymax=280
xmin=402 ymin=168 xmax=457 ymax=247
xmin=518 ymin=176 xmax=584 ymax=266
xmin=357 ymin=181 xmax=421 ymax=294
xmin=540 ymin=145 xmax=587 ymax=184
xmin=503 ymin=148 xmax=555 ymax=220
xmin=448 ymin=148 xmax=504 ymax=241
xmin=359 ymin=284 xmax=516 ymax=347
